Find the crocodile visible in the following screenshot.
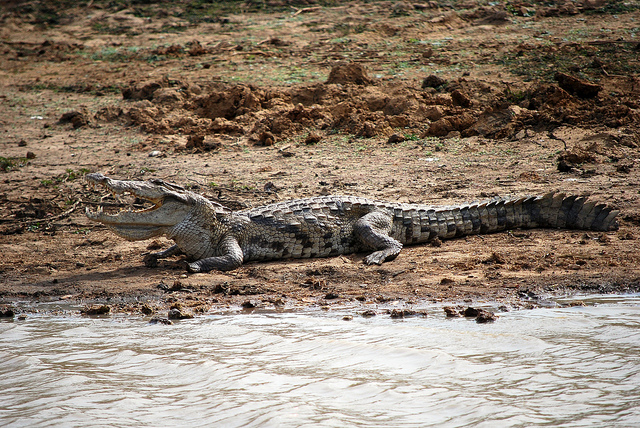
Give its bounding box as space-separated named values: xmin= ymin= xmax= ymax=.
xmin=84 ymin=173 xmax=619 ymax=272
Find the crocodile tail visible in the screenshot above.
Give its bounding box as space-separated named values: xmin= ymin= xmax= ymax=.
xmin=530 ymin=192 xmax=619 ymax=232
xmin=417 ymin=192 xmax=619 ymax=242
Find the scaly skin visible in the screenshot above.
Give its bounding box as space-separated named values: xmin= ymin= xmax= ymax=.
xmin=85 ymin=173 xmax=620 ymax=272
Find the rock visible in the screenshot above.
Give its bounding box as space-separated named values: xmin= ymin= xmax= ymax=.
xmin=557 ymin=158 xmax=573 ymax=173
xmin=357 ymin=121 xmax=377 ymax=138
xmin=422 ymin=74 xmax=446 ymax=88
xmin=169 ymin=280 xmax=185 ymax=292
xmin=122 ymin=80 xmax=163 ymax=100
xmin=426 ymin=118 xmax=454 ymax=136
xmin=463 ymin=307 xmax=479 ymax=317
xmin=188 ymin=40 xmax=209 ymax=56
xmin=59 ymin=110 xmax=90 ymax=128
xmin=186 ymin=134 xmax=222 ymax=152
xmin=447 ymin=112 xmax=476 ymax=131
xmin=81 ymin=305 xmax=110 ymax=315
xmin=186 ymin=133 xmax=205 ymax=149
xmin=390 ymin=309 xmax=409 ymax=318
xmin=461 ymin=307 xmax=498 ymax=322
xmin=451 ymin=89 xmax=471 ymax=107
xmin=140 ymin=304 xmax=154 ymax=315
xmin=389 ymin=309 xmax=426 ymax=318
xmin=557 ymin=147 xmax=598 ymax=172
xmin=421 ymin=47 xmax=434 ymax=58
xmin=152 ymin=88 xmax=185 ymax=104
xmin=326 ymin=62 xmax=374 ymax=85
xmin=443 ymin=306 xmax=461 ymax=317
xmin=554 ymin=72 xmax=601 ymax=98
xmin=387 ymin=133 xmax=406 ymax=144
xmin=475 ymin=309 xmax=498 ymax=323
xmin=149 ymin=317 xmax=173 ymax=325
xmin=259 ymin=131 xmax=275 ymax=146
xmin=241 ymin=300 xmax=257 ymax=308
xmin=423 ymin=105 xmax=444 ymax=121
xmin=168 ymin=308 xmax=194 ymax=319
xmin=143 ymin=254 xmax=159 ymax=268
xmin=304 ymin=131 xmax=322 ymax=145
xmin=0 ymin=307 xmax=15 ymax=318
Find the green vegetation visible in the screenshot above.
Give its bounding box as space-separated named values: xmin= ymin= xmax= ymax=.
xmin=26 ymin=223 xmax=42 ymax=232
xmin=0 ymin=156 xmax=30 ymax=172
xmin=91 ymin=22 xmax=132 ymax=35
xmin=4 ymin=0 xmax=639 ymax=32
xmin=505 ymin=88 xmax=527 ymax=104
xmin=498 ymin=42 xmax=639 ymax=82
xmin=41 ymin=168 xmax=90 ymax=186
xmin=85 ymin=46 xmax=142 ymax=62
xmin=326 ymin=22 xmax=369 ymax=36
xmin=20 ymin=82 xmax=121 ymax=95
xmin=63 ymin=168 xmax=90 ymax=181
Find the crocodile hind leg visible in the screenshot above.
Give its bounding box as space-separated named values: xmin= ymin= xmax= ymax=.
xmin=143 ymin=244 xmax=182 ymax=267
xmin=354 ymin=212 xmax=403 ymax=265
xmin=187 ymin=235 xmax=244 ymax=272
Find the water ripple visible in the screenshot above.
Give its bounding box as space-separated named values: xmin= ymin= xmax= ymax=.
xmin=1 ymin=295 xmax=639 ymax=427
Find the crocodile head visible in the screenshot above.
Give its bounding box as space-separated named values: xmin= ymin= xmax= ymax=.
xmin=85 ymin=173 xmax=226 ymax=241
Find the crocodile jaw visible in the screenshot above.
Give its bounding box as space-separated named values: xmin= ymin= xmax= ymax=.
xmin=85 ymin=206 xmax=173 ymax=240
xmin=85 ymin=173 xmax=192 ymax=240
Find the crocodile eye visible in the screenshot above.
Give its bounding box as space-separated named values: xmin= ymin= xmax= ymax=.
xmin=164 ymin=182 xmax=186 ymax=191
xmin=150 ymin=179 xmax=165 ymax=185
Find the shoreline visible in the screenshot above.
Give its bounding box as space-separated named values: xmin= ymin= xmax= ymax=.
xmin=2 ymin=262 xmax=638 ymax=319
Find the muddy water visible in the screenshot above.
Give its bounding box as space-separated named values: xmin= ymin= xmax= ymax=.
xmin=1 ymin=295 xmax=639 ymax=428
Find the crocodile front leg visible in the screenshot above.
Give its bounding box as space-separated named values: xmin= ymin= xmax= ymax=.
xmin=354 ymin=212 xmax=403 ymax=265
xmin=187 ymin=235 xmax=244 ymax=272
xmin=143 ymin=244 xmax=182 ymax=267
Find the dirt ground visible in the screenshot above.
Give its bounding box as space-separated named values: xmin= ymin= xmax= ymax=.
xmin=1 ymin=1 xmax=640 ymax=318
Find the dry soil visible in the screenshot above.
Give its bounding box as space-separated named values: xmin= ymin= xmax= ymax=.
xmin=1 ymin=1 xmax=639 ymax=317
